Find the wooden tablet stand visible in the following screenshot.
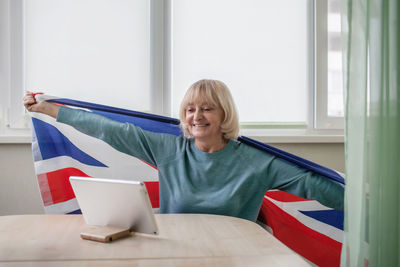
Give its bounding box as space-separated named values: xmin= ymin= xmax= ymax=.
xmin=80 ymin=226 xmax=131 ymax=243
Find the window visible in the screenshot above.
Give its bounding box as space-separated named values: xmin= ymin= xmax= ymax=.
xmin=1 ymin=0 xmax=150 ymax=132
xmin=315 ymin=0 xmax=344 ymax=129
xmin=1 ymin=0 xmax=344 ymax=139
xmin=25 ymin=0 xmax=151 ymax=111
xmin=327 ymin=0 xmax=344 ymax=117
xmin=172 ymin=0 xmax=311 ymax=125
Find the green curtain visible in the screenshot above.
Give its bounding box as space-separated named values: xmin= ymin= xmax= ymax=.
xmin=340 ymin=0 xmax=400 ymax=266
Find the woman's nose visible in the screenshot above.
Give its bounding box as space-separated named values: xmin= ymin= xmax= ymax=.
xmin=194 ymin=109 xmax=203 ymax=120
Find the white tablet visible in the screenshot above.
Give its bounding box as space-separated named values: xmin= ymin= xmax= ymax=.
xmin=69 ymin=176 xmax=158 ymax=235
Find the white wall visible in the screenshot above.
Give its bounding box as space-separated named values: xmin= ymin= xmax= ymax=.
xmin=0 ymin=144 xmax=44 ymax=215
xmin=273 ymin=143 xmax=345 ymax=172
xmin=0 ymin=142 xmax=344 ymax=216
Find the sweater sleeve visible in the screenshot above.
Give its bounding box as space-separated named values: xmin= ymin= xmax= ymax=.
xmin=56 ymin=106 xmax=178 ymax=167
xmin=264 ymin=156 xmax=344 ymax=211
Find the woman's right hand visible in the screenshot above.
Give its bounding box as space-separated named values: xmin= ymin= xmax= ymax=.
xmin=23 ymin=91 xmax=42 ymax=112
xmin=23 ymin=91 xmax=60 ymax=118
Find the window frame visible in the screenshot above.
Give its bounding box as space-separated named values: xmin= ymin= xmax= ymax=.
xmin=1 ymin=0 xmax=344 ymax=143
xmin=150 ymin=0 xmax=172 ymax=116
xmin=2 ymin=0 xmax=27 ymax=130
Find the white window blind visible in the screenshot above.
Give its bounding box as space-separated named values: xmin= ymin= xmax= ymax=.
xmin=25 ymin=0 xmax=150 ymax=111
xmin=171 ymin=0 xmax=311 ymax=124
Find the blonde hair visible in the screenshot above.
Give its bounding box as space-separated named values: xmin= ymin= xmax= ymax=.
xmin=179 ymin=79 xmax=239 ymax=140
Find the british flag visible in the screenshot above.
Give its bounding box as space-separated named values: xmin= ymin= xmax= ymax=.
xmin=30 ymin=95 xmax=344 ymax=266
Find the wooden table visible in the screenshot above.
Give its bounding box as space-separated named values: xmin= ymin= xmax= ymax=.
xmin=0 ymin=214 xmax=309 ymax=266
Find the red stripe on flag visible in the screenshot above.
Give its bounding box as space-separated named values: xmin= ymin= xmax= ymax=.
xmin=144 ymin=181 xmax=160 ymax=208
xmin=265 ymin=190 xmax=313 ymax=202
xmin=258 ymin=197 xmax=342 ymax=267
xmin=46 ymin=168 xmax=90 ymax=205
xmin=37 ymin=173 xmax=53 ymax=206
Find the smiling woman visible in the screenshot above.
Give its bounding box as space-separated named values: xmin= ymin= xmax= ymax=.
xmin=179 ymin=80 xmax=239 ymax=153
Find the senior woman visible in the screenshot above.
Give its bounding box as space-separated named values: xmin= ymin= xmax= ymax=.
xmin=24 ymin=79 xmax=344 ymax=221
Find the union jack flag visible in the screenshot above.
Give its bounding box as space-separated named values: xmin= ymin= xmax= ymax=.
xmin=29 ymin=95 xmax=344 ymax=266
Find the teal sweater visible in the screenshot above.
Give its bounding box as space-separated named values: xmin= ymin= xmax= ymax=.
xmin=57 ymin=106 xmax=344 ymax=221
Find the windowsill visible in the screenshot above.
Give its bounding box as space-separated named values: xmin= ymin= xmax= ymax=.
xmin=0 ymin=127 xmax=31 ymax=144
xmin=239 ymin=128 xmax=344 ymax=143
xmin=0 ymin=128 xmax=344 ymax=144
xmin=0 ymin=135 xmax=31 ymax=143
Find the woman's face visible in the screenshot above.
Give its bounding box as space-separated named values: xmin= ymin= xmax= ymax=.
xmin=185 ymin=99 xmax=224 ymax=143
